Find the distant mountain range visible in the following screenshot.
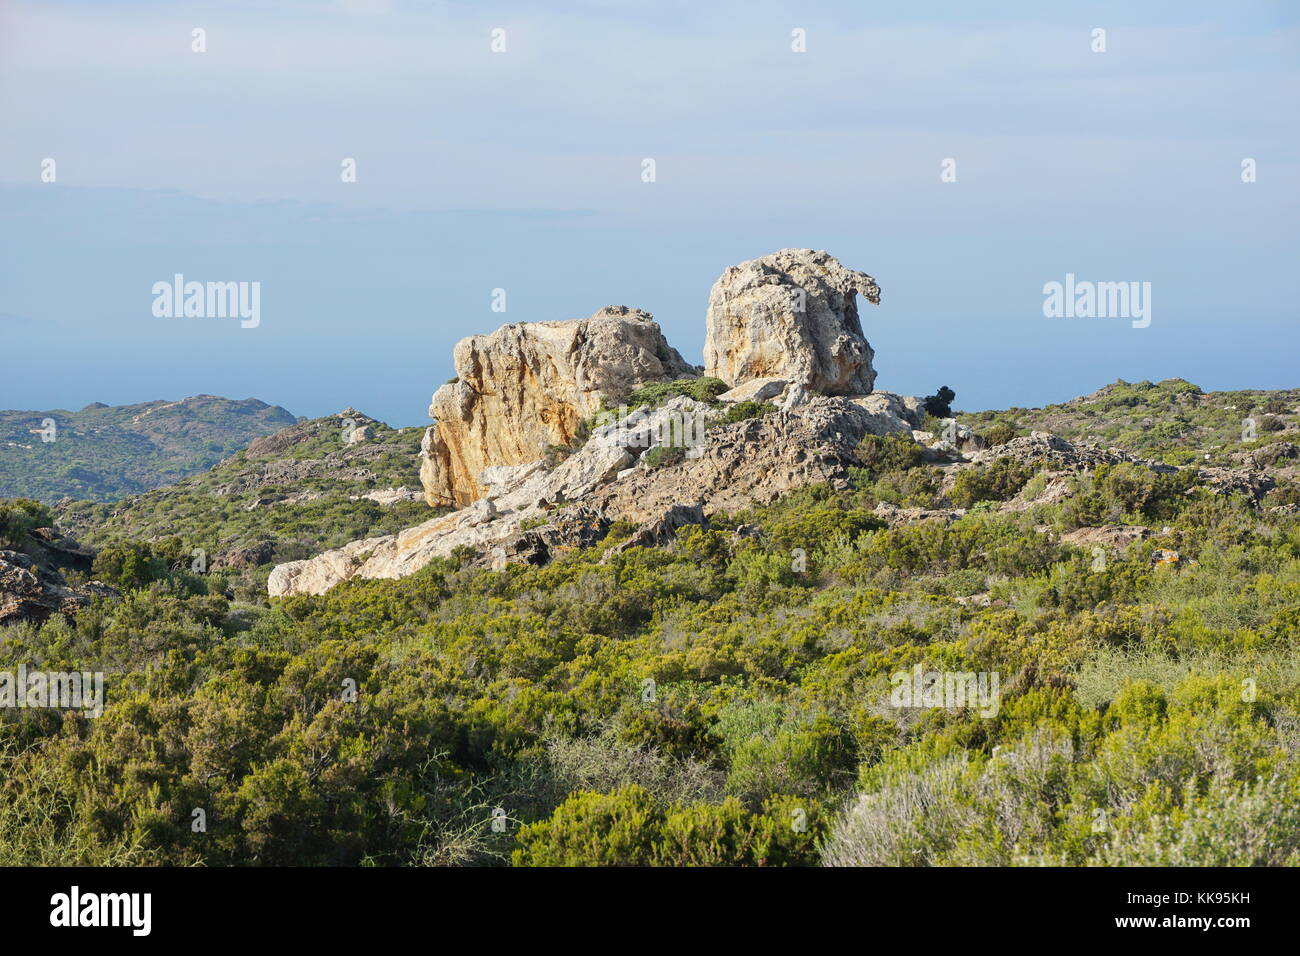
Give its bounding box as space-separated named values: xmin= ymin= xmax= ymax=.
xmin=0 ymin=395 xmax=298 ymax=502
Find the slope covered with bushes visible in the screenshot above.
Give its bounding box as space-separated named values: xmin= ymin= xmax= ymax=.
xmin=2 ymin=391 xmax=1298 ymax=865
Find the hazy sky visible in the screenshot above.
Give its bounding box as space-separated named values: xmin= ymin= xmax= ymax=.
xmin=1 ymin=0 xmax=1297 ymax=426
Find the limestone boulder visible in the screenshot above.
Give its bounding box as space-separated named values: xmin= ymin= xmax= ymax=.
xmin=703 ymin=249 xmax=880 ymax=395
xmin=848 ymin=392 xmax=925 ymax=435
xmin=717 ymin=377 xmax=788 ymax=404
xmin=420 ymin=306 xmax=693 ymax=507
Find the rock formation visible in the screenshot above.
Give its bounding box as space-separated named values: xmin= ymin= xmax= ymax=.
xmin=273 ymin=249 xmax=1280 ymax=597
xmin=703 ymin=249 xmax=880 ymax=395
xmin=0 ymin=526 xmax=114 ymax=626
xmin=269 ymin=250 xmax=908 ymax=596
xmin=269 ymin=248 xmax=1284 ymax=598
xmin=419 ymin=306 xmax=693 ymax=508
xmin=269 ymin=391 xmax=923 ymax=596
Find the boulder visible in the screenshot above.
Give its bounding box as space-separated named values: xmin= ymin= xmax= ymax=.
xmin=848 ymin=392 xmax=925 ymax=435
xmin=703 ymin=249 xmax=880 ymax=395
xmin=1060 ymin=526 xmax=1153 ymax=550
xmin=211 ymin=540 xmax=276 ymax=570
xmin=0 ymin=548 xmax=114 ymax=626
xmin=717 ymin=378 xmax=788 ymax=404
xmin=266 ymin=535 xmax=391 ymax=597
xmin=420 ymin=306 xmax=694 ymax=508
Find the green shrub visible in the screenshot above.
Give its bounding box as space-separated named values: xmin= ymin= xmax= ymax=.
xmin=91 ymin=541 xmax=170 ymax=590
xmin=713 ymin=400 xmax=775 ymax=426
xmin=948 ymin=460 xmax=1036 ymax=508
xmin=625 ymin=377 xmax=728 ymax=409
xmin=642 ymin=444 xmax=686 ymax=469
xmin=512 ymin=785 xmax=826 ymax=866
xmin=1061 ymin=462 xmax=1200 ymax=527
xmin=854 ymin=434 xmax=924 ymax=478
xmin=0 ymin=498 xmax=52 ymax=545
xmin=982 ymin=423 xmax=1017 ymax=447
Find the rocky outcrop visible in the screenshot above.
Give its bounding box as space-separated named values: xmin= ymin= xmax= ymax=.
xmin=269 ymin=392 xmax=921 ymax=596
xmin=585 ymin=395 xmax=911 ymax=522
xmin=420 ymin=306 xmax=694 ymax=508
xmin=1195 ymin=466 xmax=1274 ymax=502
xmin=717 ymin=378 xmax=788 ymax=404
xmin=1060 ymin=526 xmax=1153 ymax=550
xmin=349 ymin=487 xmax=424 ymax=506
xmin=0 ymin=527 xmax=113 ymax=626
xmin=703 ymin=249 xmax=880 ymax=395
xmin=265 ymin=535 xmax=393 ymax=597
xmin=849 ymin=393 xmax=925 ymax=435
xmin=210 ymin=540 xmax=277 ymax=571
xmin=965 ymin=431 xmax=1167 ymax=473
xmin=872 ymin=503 xmax=965 ymax=528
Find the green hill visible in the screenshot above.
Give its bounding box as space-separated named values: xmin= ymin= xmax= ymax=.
xmin=53 ymin=408 xmax=434 ymax=592
xmin=958 ymin=378 xmax=1300 ymax=466
xmin=3 ymin=380 xmax=1300 ymax=867
xmin=0 ymin=395 xmax=298 ymax=502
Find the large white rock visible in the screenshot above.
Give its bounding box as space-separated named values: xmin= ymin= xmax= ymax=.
xmin=848 ymin=392 xmax=925 ymax=435
xmin=704 ymin=249 xmax=880 ymax=395
xmin=420 ymin=306 xmax=693 ymax=508
xmin=717 ymin=377 xmax=788 ymax=404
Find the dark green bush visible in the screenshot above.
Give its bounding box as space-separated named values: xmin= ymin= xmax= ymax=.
xmin=854 ymin=433 xmax=924 ymax=478
xmin=512 ymin=785 xmax=826 ymax=866
xmin=625 ymin=377 xmax=728 ymax=409
xmin=982 ymin=423 xmax=1017 ymax=447
xmin=0 ymin=498 xmax=52 ymax=545
xmin=949 ymin=460 xmax=1036 ymax=508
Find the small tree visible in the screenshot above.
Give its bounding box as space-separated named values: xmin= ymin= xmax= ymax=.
xmin=923 ymin=386 xmax=956 ymax=418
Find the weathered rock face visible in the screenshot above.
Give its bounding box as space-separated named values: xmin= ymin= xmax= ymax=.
xmin=420 ymin=306 xmax=694 ymax=508
xmin=584 ymin=395 xmax=909 ymax=522
xmin=703 ymin=249 xmax=880 ymax=395
xmin=0 ymin=529 xmax=113 ymax=626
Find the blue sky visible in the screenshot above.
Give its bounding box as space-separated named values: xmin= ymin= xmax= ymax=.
xmin=1 ymin=0 xmax=1296 ymax=426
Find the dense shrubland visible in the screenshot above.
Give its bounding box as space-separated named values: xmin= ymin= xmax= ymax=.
xmin=958 ymin=377 xmax=1300 ymax=467
xmin=2 ymin=401 xmax=1299 ymax=867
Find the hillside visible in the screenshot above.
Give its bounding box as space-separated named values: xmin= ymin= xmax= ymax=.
xmin=958 ymin=378 xmax=1300 ymax=468
xmin=0 ymin=395 xmax=297 ymax=502
xmin=4 ymin=376 xmax=1299 ymax=866
xmin=53 ymin=408 xmax=431 ymax=595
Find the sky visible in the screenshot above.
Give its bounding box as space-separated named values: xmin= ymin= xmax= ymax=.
xmin=0 ymin=0 xmax=1297 ymax=426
